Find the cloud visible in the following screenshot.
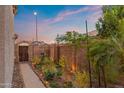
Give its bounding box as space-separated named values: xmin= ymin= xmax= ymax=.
xmin=43 ymin=5 xmax=102 ymax=24
xmin=86 ymin=10 xmax=102 ymax=22
xmin=15 ymin=18 xmax=56 ymax=43
xmin=15 ymin=6 xmax=103 ymax=43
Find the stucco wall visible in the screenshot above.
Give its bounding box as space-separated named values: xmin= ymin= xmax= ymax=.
xmin=0 ymin=5 xmax=14 ymax=88
xmin=0 ymin=6 xmax=5 ymax=87
xmin=4 ymin=6 xmax=14 ymax=87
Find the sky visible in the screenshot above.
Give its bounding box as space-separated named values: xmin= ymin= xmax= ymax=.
xmin=14 ymin=5 xmax=102 ymax=43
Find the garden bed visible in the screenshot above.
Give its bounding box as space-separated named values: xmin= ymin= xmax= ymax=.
xmin=31 ymin=64 xmax=74 ymax=88
xmin=30 ymin=56 xmax=89 ymax=88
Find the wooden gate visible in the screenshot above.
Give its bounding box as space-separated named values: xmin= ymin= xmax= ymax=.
xmin=19 ymin=46 xmax=29 ymax=62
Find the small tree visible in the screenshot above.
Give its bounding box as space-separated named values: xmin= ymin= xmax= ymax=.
xmin=89 ymin=38 xmax=120 ymax=87
xmin=56 ymin=31 xmax=86 ymax=71
xmin=96 ymin=6 xmax=124 ymax=38
xmin=92 ymin=5 xmax=124 ymax=87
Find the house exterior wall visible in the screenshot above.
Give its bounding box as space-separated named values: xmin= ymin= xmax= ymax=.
xmin=0 ymin=6 xmax=5 ymax=87
xmin=0 ymin=5 xmax=15 ymax=88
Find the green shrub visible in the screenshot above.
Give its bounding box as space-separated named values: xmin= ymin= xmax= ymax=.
xmin=56 ymin=63 xmax=61 ymax=69
xmin=63 ymin=81 xmax=73 ymax=88
xmin=35 ymin=64 xmax=42 ymax=70
xmin=44 ymin=70 xmax=55 ymax=81
xmin=73 ymin=71 xmax=89 ymax=88
xmin=59 ymin=56 xmax=66 ymax=68
xmin=120 ymin=64 xmax=124 ymax=72
xmin=49 ymin=81 xmax=59 ymax=88
xmin=105 ymin=61 xmax=119 ymax=83
xmin=56 ymin=71 xmax=62 ymax=78
xmin=41 ymin=57 xmax=57 ymax=74
xmin=32 ymin=56 xmax=41 ymax=65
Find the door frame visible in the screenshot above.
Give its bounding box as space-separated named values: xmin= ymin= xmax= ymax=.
xmin=18 ymin=41 xmax=30 ymax=62
xmin=19 ymin=46 xmax=29 ymax=62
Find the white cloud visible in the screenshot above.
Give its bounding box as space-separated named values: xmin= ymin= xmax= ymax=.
xmin=43 ymin=5 xmax=102 ymax=24
xmin=86 ymin=10 xmax=102 ymax=22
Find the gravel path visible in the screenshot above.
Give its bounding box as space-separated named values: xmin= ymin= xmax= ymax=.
xmin=12 ymin=62 xmax=24 ymax=88
xmin=20 ymin=63 xmax=45 ymax=88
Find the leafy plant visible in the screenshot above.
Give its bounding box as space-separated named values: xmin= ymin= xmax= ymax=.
xmin=32 ymin=56 xmax=41 ymax=65
xmin=63 ymin=81 xmax=73 ymax=88
xmin=73 ymin=71 xmax=89 ymax=88
xmin=41 ymin=57 xmax=57 ymax=74
xmin=89 ymin=37 xmax=121 ymax=86
xmin=59 ymin=56 xmax=66 ymax=69
xmin=88 ymin=6 xmax=124 ymax=87
xmin=105 ymin=61 xmax=119 ymax=83
xmin=49 ymin=81 xmax=59 ymax=88
xmin=55 ymin=71 xmax=62 ymax=78
xmin=96 ymin=6 xmax=124 ymax=38
xmin=44 ymin=70 xmax=55 ymax=81
xmin=35 ymin=64 xmax=42 ymax=70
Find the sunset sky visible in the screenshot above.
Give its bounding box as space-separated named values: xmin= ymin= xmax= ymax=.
xmin=14 ymin=5 xmax=102 ymax=43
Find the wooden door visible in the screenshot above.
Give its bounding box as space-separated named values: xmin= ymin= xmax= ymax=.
xmin=19 ymin=46 xmax=29 ymax=62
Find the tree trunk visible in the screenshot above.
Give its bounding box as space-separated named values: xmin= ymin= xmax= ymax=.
xmin=101 ymin=65 xmax=107 ymax=88
xmin=98 ymin=62 xmax=101 ymax=87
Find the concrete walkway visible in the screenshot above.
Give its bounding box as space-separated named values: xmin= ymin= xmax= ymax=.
xmin=20 ymin=63 xmax=45 ymax=88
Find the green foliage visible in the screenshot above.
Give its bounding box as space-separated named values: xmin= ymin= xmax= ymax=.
xmin=58 ymin=56 xmax=68 ymax=74
xmin=32 ymin=56 xmax=43 ymax=70
xmin=35 ymin=64 xmax=42 ymax=70
xmin=44 ymin=70 xmax=55 ymax=81
xmin=49 ymin=81 xmax=59 ymax=88
xmin=32 ymin=56 xmax=41 ymax=65
xmin=63 ymin=81 xmax=73 ymax=88
xmin=59 ymin=56 xmax=66 ymax=68
xmin=41 ymin=57 xmax=63 ymax=81
xmin=105 ymin=61 xmax=119 ymax=83
xmin=89 ymin=6 xmax=124 ymax=86
xmin=56 ymin=31 xmax=86 ymax=48
xmin=56 ymin=71 xmax=62 ymax=78
xmin=73 ymin=71 xmax=89 ymax=88
xmin=96 ymin=6 xmax=124 ymax=38
xmin=89 ymin=37 xmax=120 ymax=83
xmin=41 ymin=57 xmax=57 ymax=74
